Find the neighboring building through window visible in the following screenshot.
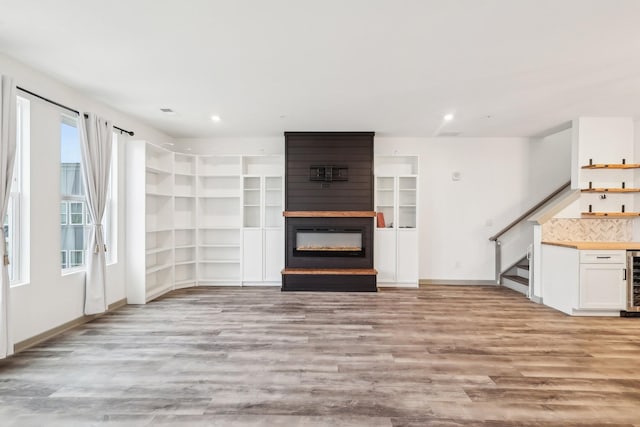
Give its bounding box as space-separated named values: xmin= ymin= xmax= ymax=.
xmin=60 ymin=116 xmax=87 ymax=271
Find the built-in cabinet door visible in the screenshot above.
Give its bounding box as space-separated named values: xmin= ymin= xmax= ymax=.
xmin=397 ymin=229 xmax=418 ymax=284
xmin=375 ymin=229 xmax=396 ymax=282
xmin=264 ymin=228 xmax=284 ymax=282
xmin=579 ymin=263 xmax=626 ymax=310
xmin=242 ymin=229 xmax=263 ymax=282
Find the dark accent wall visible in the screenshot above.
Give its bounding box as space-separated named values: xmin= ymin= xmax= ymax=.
xmin=285 ymin=132 xmax=374 ymax=211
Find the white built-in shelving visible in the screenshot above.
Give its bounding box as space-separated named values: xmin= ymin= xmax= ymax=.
xmin=173 ymin=153 xmax=198 ymax=288
xmin=127 ymin=142 xmax=176 ymax=303
xmin=127 ymin=145 xmax=285 ymax=301
xmin=242 ymin=156 xmax=284 ymax=285
xmin=374 ymin=155 xmax=419 ymax=287
xmin=197 ymin=155 xmax=242 ymax=285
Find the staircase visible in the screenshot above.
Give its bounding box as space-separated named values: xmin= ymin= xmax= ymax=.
xmin=501 ymin=256 xmax=529 ymax=295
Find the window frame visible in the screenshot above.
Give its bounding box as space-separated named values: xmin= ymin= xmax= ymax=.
xmin=6 ymin=96 xmax=29 ymax=286
xmin=68 ymin=201 xmax=85 ymax=225
xmin=60 ymin=114 xmax=86 ymax=273
xmin=61 ymin=250 xmax=68 ymax=269
xmin=69 ymin=249 xmax=83 ymax=268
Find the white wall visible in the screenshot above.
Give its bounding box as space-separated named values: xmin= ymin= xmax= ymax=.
xmin=0 ymin=52 xmax=175 ymax=344
xmin=528 ymin=129 xmax=572 ymax=204
xmin=376 ymin=137 xmax=532 ymax=281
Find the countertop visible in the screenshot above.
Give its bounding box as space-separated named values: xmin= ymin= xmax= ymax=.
xmin=542 ymin=241 xmax=640 ymax=250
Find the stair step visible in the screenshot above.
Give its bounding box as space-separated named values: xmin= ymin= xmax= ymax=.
xmin=502 ymin=274 xmax=529 ymax=286
xmin=516 ymin=263 xmax=529 ymax=271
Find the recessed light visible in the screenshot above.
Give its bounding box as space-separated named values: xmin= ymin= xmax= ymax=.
xmin=160 ymin=108 xmax=176 ymax=116
xmin=211 ymin=115 xmax=221 ymax=122
xmin=444 ymin=113 xmax=454 ymax=121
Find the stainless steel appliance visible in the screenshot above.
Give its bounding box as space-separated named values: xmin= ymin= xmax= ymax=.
xmin=626 ymin=251 xmax=640 ymax=312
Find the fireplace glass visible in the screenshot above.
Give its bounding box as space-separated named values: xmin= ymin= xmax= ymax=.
xmin=294 ymin=228 xmax=364 ymax=257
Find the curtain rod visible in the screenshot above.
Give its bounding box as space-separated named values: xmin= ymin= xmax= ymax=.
xmin=16 ymin=86 xmax=135 ymax=136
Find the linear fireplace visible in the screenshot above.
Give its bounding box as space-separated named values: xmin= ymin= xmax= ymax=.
xmin=294 ymin=227 xmax=364 ymax=258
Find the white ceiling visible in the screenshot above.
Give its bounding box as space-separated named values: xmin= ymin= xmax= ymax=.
xmin=1 ymin=0 xmax=640 ymax=139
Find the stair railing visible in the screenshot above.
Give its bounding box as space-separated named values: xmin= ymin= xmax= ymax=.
xmin=489 ymin=180 xmax=571 ymax=284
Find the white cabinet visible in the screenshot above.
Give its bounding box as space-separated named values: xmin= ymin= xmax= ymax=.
xmin=241 ymin=156 xmax=284 ymax=285
xmin=578 ymin=251 xmax=626 ymax=310
xmin=374 ymin=156 xmax=419 ymax=287
xmin=542 ymin=245 xmax=626 ymax=315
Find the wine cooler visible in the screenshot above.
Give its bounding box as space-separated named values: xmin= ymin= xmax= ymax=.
xmin=626 ymin=251 xmax=640 ymax=312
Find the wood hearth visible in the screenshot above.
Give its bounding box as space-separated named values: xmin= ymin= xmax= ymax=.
xmin=282 ymin=132 xmax=377 ymax=292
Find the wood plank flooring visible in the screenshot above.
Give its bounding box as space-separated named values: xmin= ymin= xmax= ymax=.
xmin=1 ymin=285 xmax=640 ymax=426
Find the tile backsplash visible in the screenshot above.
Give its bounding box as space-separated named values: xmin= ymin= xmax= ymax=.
xmin=542 ymin=218 xmax=633 ymax=242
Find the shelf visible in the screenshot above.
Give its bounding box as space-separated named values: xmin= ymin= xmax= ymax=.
xmin=146 ymin=192 xmax=173 ymax=198
xmin=200 ymin=259 xmax=241 ymax=264
xmin=581 ymin=163 xmax=640 ymax=169
xmin=282 ymin=268 xmax=378 ymax=275
xmin=146 ymin=247 xmax=173 ymax=255
xmin=146 ymin=166 xmax=172 ymax=175
xmin=175 ymin=260 xmax=196 ymax=266
xmin=175 ymin=244 xmax=196 ymax=249
xmin=146 ymin=263 xmax=173 ymax=275
xmin=582 ymin=212 xmax=640 ymax=218
xmin=198 ymin=195 xmax=240 ymax=199
xmin=199 ymin=244 xmax=240 ymax=248
xmin=283 ymin=211 xmax=377 ymax=218
xmin=175 ymin=279 xmax=196 ymax=287
xmin=146 ymin=228 xmax=174 ymax=233
xmin=581 ymin=188 xmax=640 ymax=193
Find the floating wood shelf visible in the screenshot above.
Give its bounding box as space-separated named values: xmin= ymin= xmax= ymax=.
xmin=581 ymin=163 xmax=640 ymax=169
xmin=282 ymin=268 xmax=378 ymax=275
xmin=581 ymin=188 xmax=640 ymax=193
xmin=581 ymin=212 xmax=640 ymax=218
xmin=283 ymin=211 xmax=376 ymax=218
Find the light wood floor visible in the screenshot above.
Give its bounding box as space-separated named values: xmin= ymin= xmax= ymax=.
xmin=1 ymin=285 xmax=640 ymax=426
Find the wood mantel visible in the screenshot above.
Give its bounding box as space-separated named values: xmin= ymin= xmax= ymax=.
xmin=283 ymin=211 xmax=376 ymax=218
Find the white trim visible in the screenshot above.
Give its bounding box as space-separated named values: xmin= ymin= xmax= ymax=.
xmin=419 ymin=279 xmax=498 ymax=286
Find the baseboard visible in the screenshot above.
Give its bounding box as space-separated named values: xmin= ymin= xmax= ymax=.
xmin=530 ymin=295 xmax=543 ymax=304
xmin=13 ymin=298 xmax=127 ymax=354
xmin=419 ymin=279 xmax=498 ymax=286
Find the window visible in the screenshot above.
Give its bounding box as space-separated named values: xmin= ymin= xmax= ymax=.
xmin=60 ymin=202 xmax=68 ymax=225
xmin=69 ymin=201 xmax=84 ymax=225
xmin=60 ymin=117 xmax=117 ymax=270
xmin=60 ymin=116 xmax=86 ymax=271
xmin=69 ymin=250 xmax=83 ymax=268
xmin=5 ymin=97 xmax=29 ymax=284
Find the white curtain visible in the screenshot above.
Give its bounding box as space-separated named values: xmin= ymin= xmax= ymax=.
xmin=0 ymin=76 xmax=17 ymax=358
xmin=78 ymin=113 xmax=113 ymax=315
